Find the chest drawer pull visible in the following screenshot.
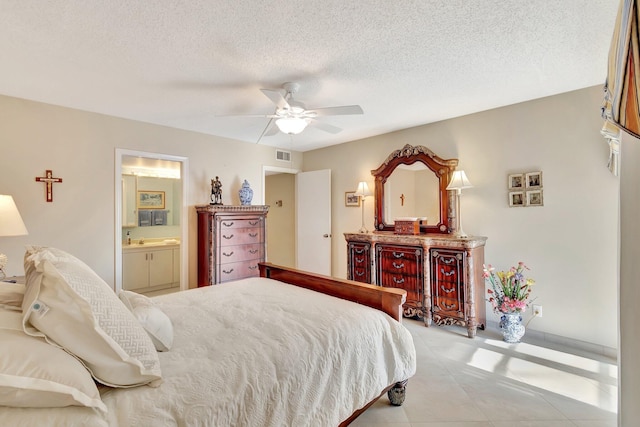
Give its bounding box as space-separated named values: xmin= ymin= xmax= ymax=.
xmin=222 ymin=221 xmax=234 ymax=227
xmin=222 ymin=251 xmax=234 ymax=257
xmin=248 ymin=220 xmax=259 ymax=226
xmin=222 ymin=268 xmax=234 ymax=274
xmin=355 ymin=270 xmax=364 ymax=277
xmin=249 ymin=232 xmax=258 ymax=238
xmin=392 ymin=251 xmax=405 ymax=258
xmin=392 ymin=277 xmax=405 ymax=284
xmin=354 ymin=248 xmax=365 ymax=254
xmin=223 ymin=234 xmax=234 ymax=240
xmin=248 ymin=265 xmax=258 ymax=270
xmin=442 ymin=257 xmax=455 ymax=264
xmin=440 ymin=268 xmax=455 ymax=277
xmin=440 ymin=285 xmax=455 ymax=294
xmin=249 ymin=249 xmax=259 ymax=254
xmin=443 ymin=301 xmax=456 ymax=309
xmin=392 ymin=261 xmax=405 ymax=269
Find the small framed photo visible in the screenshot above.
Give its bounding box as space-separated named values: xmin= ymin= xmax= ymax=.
xmin=525 ymin=171 xmax=542 ymax=189
xmin=137 ymin=190 xmax=166 ymax=209
xmin=509 ymin=191 xmax=525 ymax=207
xmin=508 ymin=173 xmax=525 ymax=190
xmin=526 ymin=190 xmax=544 ymax=207
xmin=345 ymin=191 xmax=360 ymax=207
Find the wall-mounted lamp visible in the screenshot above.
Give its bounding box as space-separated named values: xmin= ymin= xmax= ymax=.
xmin=0 ymin=195 xmax=28 ymax=279
xmin=446 ymin=170 xmax=473 ymax=238
xmin=354 ymin=181 xmax=372 ymax=233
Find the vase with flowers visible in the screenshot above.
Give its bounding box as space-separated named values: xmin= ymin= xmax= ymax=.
xmin=483 ymin=262 xmax=535 ymax=343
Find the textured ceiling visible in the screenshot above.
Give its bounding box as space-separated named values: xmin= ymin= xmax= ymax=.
xmin=0 ymin=0 xmax=619 ymax=152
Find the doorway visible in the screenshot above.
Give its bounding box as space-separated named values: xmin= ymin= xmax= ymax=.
xmin=115 ymin=149 xmax=189 ymax=293
xmin=263 ymin=166 xmax=298 ymax=268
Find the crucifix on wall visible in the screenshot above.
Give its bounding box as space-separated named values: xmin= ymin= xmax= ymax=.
xmin=35 ymin=170 xmax=63 ymax=202
xmin=400 ymin=193 xmax=405 ymax=206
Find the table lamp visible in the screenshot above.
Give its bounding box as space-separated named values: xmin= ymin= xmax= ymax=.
xmin=354 ymin=181 xmax=372 ymax=233
xmin=0 ymin=195 xmax=28 ymax=280
xmin=446 ymin=171 xmax=473 ymax=238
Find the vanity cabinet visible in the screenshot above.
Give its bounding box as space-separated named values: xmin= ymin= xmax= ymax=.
xmin=376 ymin=244 xmax=425 ymax=318
xmin=196 ymin=205 xmax=269 ymax=286
xmin=122 ymin=246 xmax=177 ymax=291
xmin=347 ymin=241 xmax=371 ymax=283
xmin=345 ymin=232 xmax=486 ymax=338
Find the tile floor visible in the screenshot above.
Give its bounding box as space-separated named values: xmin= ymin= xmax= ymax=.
xmin=352 ymin=319 xmax=618 ymax=427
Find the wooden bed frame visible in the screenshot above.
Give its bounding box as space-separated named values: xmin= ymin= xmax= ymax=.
xmin=258 ymin=263 xmax=411 ymax=426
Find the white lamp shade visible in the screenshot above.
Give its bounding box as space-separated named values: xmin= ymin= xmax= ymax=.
xmin=275 ymin=117 xmax=309 ymax=135
xmin=446 ymin=170 xmax=473 ymax=190
xmin=0 ymin=195 xmax=28 ymax=236
xmin=354 ymin=181 xmax=372 ymax=197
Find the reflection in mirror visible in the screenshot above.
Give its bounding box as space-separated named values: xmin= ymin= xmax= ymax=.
xmin=384 ymin=163 xmax=440 ymax=224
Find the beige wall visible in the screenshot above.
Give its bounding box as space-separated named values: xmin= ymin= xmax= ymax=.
xmin=0 ymin=95 xmax=302 ymax=287
xmin=265 ymin=173 xmax=295 ymax=268
xmin=304 ymin=85 xmax=619 ymax=351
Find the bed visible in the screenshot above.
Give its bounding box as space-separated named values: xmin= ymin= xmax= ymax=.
xmin=0 ymin=246 xmax=416 ymax=426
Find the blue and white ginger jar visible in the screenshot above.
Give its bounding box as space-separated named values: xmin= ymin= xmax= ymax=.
xmin=239 ymin=180 xmax=253 ymax=205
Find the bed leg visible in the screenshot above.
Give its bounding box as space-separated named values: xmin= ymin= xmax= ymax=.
xmin=387 ymin=379 xmax=408 ymax=406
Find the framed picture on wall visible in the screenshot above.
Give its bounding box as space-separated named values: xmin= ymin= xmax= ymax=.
xmin=345 ymin=191 xmax=360 ymax=207
xmin=509 ymin=191 xmax=525 ymax=207
xmin=526 ymin=190 xmax=544 ymax=206
xmin=137 ymin=190 xmax=166 ymax=209
xmin=525 ymin=171 xmax=543 ymax=189
xmin=508 ymin=173 xmax=525 ymax=190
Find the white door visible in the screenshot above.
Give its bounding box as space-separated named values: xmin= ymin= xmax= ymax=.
xmin=296 ymin=169 xmax=331 ymax=275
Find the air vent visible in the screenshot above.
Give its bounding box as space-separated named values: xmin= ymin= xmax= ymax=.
xmin=276 ymin=149 xmax=291 ymax=162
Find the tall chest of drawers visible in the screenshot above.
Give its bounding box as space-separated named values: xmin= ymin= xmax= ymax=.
xmin=197 ymin=205 xmax=269 ymax=286
xmin=345 ymin=232 xmax=486 ymax=338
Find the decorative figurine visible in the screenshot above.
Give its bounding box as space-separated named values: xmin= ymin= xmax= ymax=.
xmin=210 ymin=176 xmax=223 ymax=205
xmin=238 ymin=180 xmax=253 ymax=205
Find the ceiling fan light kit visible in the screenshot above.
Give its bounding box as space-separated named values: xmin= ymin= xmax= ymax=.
xmin=275 ymin=117 xmax=309 ymax=135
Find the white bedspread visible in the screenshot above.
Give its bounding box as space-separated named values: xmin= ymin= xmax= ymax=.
xmin=1 ymin=277 xmax=416 ymax=426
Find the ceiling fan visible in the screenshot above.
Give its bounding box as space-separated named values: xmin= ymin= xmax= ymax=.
xmin=234 ymin=82 xmax=364 ymax=143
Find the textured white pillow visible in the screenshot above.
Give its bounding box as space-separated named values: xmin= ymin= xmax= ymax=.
xmin=119 ymin=290 xmax=174 ymax=352
xmin=0 ymin=282 xmax=25 ymax=311
xmin=0 ymin=309 xmax=106 ymax=412
xmin=22 ymin=246 xmax=162 ymax=388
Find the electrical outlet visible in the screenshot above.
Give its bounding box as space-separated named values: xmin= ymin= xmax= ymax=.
xmin=533 ymin=304 xmax=542 ymax=317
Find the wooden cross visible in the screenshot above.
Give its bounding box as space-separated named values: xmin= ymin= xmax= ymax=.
xmin=400 ymin=193 xmax=405 ymax=206
xmin=35 ymin=170 xmax=63 ymax=202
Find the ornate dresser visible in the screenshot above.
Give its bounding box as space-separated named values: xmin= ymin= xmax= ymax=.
xmin=346 ymin=143 xmax=488 ymax=338
xmin=196 ymin=205 xmax=269 ymax=286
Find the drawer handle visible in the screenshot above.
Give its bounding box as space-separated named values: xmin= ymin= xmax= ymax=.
xmin=355 ymin=271 xmax=364 ymax=277
xmin=222 ymin=251 xmax=234 ymax=257
xmin=393 ymin=261 xmax=405 ymax=269
xmin=440 ymin=286 xmax=455 ymax=294
xmin=248 ymin=265 xmax=258 ymax=270
xmin=442 ymin=258 xmax=455 ymax=264
xmin=249 ymin=249 xmax=259 ymax=254
xmin=249 ymin=232 xmax=258 ymax=238
xmin=222 ymin=268 xmax=234 ymax=274
xmin=222 ymin=221 xmax=234 ymax=227
xmin=392 ymin=277 xmax=405 ymax=284
xmin=443 ymin=302 xmax=456 ymax=309
xmin=249 ymin=221 xmax=259 ymax=226
xmin=223 ymin=234 xmax=234 ymax=240
xmin=440 ymin=268 xmax=455 ymax=277
xmin=392 ymin=252 xmax=405 ymax=258
xmin=354 ymin=248 xmax=365 ymax=254
xmin=355 ymin=257 xmax=364 ymax=263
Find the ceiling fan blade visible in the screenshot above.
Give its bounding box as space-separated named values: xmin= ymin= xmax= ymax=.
xmin=260 ymin=89 xmax=290 ymax=110
xmin=309 ymin=105 xmax=363 ymax=117
xmin=256 ymin=118 xmax=277 ymax=144
xmin=309 ymin=119 xmax=342 ymax=134
xmin=216 ymin=113 xmax=278 ymax=118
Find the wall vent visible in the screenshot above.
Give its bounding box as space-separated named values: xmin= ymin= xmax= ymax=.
xmin=276 ymin=149 xmax=291 ymax=162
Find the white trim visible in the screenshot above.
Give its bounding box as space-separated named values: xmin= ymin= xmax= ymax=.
xmin=115 ymin=149 xmax=189 ymax=293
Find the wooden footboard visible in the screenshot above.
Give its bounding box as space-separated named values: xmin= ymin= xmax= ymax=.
xmin=258 ymin=262 xmax=406 ymax=322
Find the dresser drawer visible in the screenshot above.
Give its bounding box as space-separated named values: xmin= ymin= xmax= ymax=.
xmin=347 ymin=242 xmax=371 ymax=283
xmin=218 ymin=260 xmax=261 ymax=283
xmin=218 ymin=244 xmax=264 ymax=263
xmin=219 ymin=217 xmax=263 ymax=229
xmin=219 ymin=227 xmax=264 ymax=246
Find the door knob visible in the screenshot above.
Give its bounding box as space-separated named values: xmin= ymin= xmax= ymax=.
xmin=323 ymin=234 xmax=332 ymax=238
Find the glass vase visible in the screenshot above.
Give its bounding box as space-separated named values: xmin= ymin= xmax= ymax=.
xmin=500 ymin=312 xmax=525 ymax=343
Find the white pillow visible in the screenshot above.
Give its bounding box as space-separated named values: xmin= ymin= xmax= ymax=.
xmin=22 ymin=246 xmax=162 ymax=388
xmin=0 ymin=309 xmax=106 ymax=412
xmin=0 ymin=282 xmax=25 ymax=311
xmin=119 ymin=290 xmax=173 ymax=352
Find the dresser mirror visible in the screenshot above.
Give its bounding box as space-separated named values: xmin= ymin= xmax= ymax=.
xmin=372 ymin=144 xmax=458 ymax=233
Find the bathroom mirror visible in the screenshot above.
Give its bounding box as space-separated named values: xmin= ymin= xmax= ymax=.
xmin=372 ymin=144 xmax=458 ymax=233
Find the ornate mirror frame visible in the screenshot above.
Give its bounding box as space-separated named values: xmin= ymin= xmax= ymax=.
xmin=372 ymin=144 xmax=458 ymax=234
